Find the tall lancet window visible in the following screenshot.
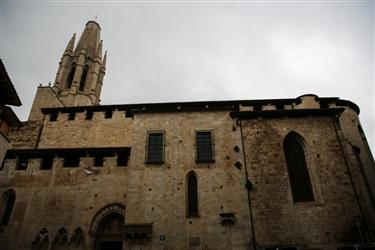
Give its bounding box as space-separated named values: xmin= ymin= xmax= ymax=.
xmin=187 ymin=171 xmax=199 ymax=217
xmin=284 ymin=132 xmax=315 ymax=202
xmin=0 ymin=189 xmax=16 ymax=226
xmin=66 ymin=63 xmax=76 ymax=89
xmin=79 ymin=65 xmax=89 ymax=91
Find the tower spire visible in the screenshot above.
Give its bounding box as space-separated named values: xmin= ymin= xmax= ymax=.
xmin=102 ymin=51 xmax=107 ymax=68
xmin=96 ymin=40 xmax=103 ymax=60
xmin=30 ymin=21 xmax=106 ymax=120
xmin=74 ymin=21 xmax=101 ymax=58
xmin=64 ymin=33 xmax=76 ymax=56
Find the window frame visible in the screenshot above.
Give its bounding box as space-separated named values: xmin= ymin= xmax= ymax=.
xmin=186 ymin=171 xmax=199 ymax=218
xmin=0 ymin=189 xmax=16 ymax=226
xmin=283 ymin=131 xmax=316 ymax=203
xmin=145 ymin=131 xmax=165 ymax=165
xmin=195 ymin=130 xmax=215 ymax=163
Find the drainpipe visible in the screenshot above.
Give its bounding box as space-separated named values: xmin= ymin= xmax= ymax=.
xmin=34 ymin=113 xmax=46 ymax=149
xmin=332 ymin=114 xmax=369 ymax=242
xmin=238 ymin=118 xmax=257 ymax=250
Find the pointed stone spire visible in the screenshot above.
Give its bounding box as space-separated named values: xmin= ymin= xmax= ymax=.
xmin=63 ymin=33 xmax=76 ymax=56
xmin=102 ymin=51 xmax=107 ymax=68
xmin=74 ymin=21 xmax=101 ymax=58
xmin=96 ymin=40 xmax=103 ymax=60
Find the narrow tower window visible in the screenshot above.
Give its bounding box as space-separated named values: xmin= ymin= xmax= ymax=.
xmin=79 ymin=65 xmax=89 ymax=91
xmin=0 ymin=189 xmax=16 ymax=226
xmin=187 ymin=171 xmax=199 ymax=217
xmin=67 ymin=63 xmax=76 ymax=89
xmin=284 ymin=132 xmax=314 ymax=202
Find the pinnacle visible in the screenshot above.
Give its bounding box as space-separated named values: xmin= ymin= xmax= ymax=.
xmin=96 ymin=40 xmax=103 ymax=60
xmin=102 ymin=51 xmax=107 ymax=67
xmin=63 ymin=33 xmax=76 ymax=55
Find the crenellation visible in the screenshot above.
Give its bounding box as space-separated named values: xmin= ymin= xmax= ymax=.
xmin=262 ymin=104 xmax=276 ymax=111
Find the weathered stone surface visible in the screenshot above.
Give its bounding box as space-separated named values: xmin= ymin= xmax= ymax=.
xmin=1 ymin=21 xmax=374 ymax=250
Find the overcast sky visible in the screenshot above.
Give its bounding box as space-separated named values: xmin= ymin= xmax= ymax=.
xmin=1 ymin=1 xmax=374 ymax=153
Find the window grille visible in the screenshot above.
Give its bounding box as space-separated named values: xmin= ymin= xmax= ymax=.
xmin=146 ymin=132 xmax=164 ymax=164
xmin=196 ymin=131 xmax=214 ymax=162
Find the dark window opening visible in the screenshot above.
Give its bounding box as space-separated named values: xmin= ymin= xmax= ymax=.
xmin=105 ymin=111 xmax=113 ymax=119
xmin=187 ymin=172 xmax=198 ymax=217
xmin=66 ymin=63 xmax=76 ymax=89
xmin=64 ymin=155 xmax=81 ymax=168
xmin=79 ymin=65 xmax=89 ymax=91
xmin=0 ymin=190 xmax=16 ymax=226
xmin=1 ymin=152 xmax=15 ymax=171
xmin=90 ymin=151 xmax=115 ymax=167
xmin=196 ymin=131 xmax=214 ymax=163
xmin=0 ymin=159 xmax=6 ymax=171
xmin=50 ymin=113 xmax=58 ymax=122
xmin=40 ymin=157 xmax=53 ymax=170
xmin=147 ymin=132 xmax=164 ymax=164
xmin=284 ymin=132 xmax=314 ymax=202
xmin=16 ymin=157 xmax=28 ymax=170
xmin=125 ymin=110 xmax=133 ymax=118
xmin=94 ymin=155 xmax=104 ymax=167
xmin=68 ymin=112 xmax=76 ymax=120
xmin=86 ymin=110 xmax=93 ymax=120
xmin=117 ymin=152 xmax=129 ymax=167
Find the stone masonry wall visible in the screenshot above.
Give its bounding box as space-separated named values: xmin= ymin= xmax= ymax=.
xmin=8 ymin=121 xmax=41 ymax=149
xmin=125 ymin=111 xmax=252 ymax=250
xmin=38 ymin=110 xmax=132 ymax=148
xmin=1 ymin=110 xmax=252 ymax=250
xmin=337 ymin=109 xmax=375 ymax=236
xmin=241 ymin=115 xmax=364 ymax=249
xmin=28 ymin=86 xmax=64 ymax=121
xmin=0 ymin=156 xmax=128 ymax=250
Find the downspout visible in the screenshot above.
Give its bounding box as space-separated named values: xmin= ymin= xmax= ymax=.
xmin=34 ymin=113 xmax=46 ymax=149
xmin=238 ymin=118 xmax=257 ymax=250
xmin=332 ymin=114 xmax=369 ymax=242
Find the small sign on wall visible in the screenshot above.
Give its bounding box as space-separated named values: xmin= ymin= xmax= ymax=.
xmin=160 ymin=235 xmax=166 ymax=241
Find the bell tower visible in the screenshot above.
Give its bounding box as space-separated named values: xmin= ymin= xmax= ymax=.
xmin=29 ymin=21 xmax=107 ymax=120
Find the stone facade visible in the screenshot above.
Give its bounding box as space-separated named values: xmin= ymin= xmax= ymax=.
xmin=0 ymin=21 xmax=374 ymax=250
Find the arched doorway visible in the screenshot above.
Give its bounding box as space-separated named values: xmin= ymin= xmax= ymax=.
xmin=90 ymin=204 xmax=125 ymax=250
xmin=96 ymin=213 xmax=124 ymax=250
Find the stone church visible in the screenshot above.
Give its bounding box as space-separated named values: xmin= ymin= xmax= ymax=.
xmin=0 ymin=21 xmax=374 ymax=250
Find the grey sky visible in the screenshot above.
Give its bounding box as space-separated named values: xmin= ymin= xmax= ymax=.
xmin=1 ymin=1 xmax=374 ymax=153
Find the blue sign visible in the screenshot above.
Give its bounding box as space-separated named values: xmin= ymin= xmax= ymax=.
xmin=160 ymin=235 xmax=166 ymax=241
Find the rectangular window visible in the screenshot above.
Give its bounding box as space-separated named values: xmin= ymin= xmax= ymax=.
xmin=196 ymin=131 xmax=214 ymax=163
xmin=146 ymin=132 xmax=164 ymax=164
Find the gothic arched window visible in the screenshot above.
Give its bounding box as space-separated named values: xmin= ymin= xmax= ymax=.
xmin=284 ymin=132 xmax=314 ymax=202
xmin=66 ymin=63 xmax=76 ymax=89
xmin=79 ymin=65 xmax=89 ymax=91
xmin=0 ymin=189 xmax=16 ymax=225
xmin=187 ymin=171 xmax=199 ymax=217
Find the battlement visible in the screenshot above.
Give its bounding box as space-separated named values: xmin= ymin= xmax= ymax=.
xmin=0 ymin=147 xmax=130 ymax=175
xmin=39 ymin=94 xmax=360 ymax=119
